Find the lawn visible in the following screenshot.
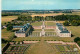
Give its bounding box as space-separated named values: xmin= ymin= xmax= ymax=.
xmin=45 ymin=21 xmax=56 ymax=26
xmin=31 ymin=21 xmax=42 ymax=26
xmin=24 ymin=41 xmax=58 ymax=54
xmin=1 ymin=16 xmax=18 ymax=25
xmin=13 ymin=37 xmax=73 ymax=42
xmin=2 ymin=43 xmax=7 ymax=49
xmin=34 ymin=29 xmax=42 ymax=31
xmin=66 ymin=26 xmax=80 ymax=38
xmin=2 ymin=29 xmax=14 ymax=41
xmin=45 ymin=29 xmax=54 ymax=31
xmin=13 ymin=37 xmax=41 ymax=41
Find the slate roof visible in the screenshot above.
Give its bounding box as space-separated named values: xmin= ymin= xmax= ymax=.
xmin=56 ymin=23 xmax=70 ymax=33
xmin=13 ymin=26 xmax=23 ymax=28
xmin=15 ymin=23 xmax=30 ymax=33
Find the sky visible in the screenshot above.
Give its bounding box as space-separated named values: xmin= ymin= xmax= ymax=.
xmin=2 ymin=0 xmax=80 ymax=10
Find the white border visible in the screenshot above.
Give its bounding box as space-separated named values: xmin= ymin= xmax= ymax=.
xmin=0 ymin=0 xmax=1 ymax=54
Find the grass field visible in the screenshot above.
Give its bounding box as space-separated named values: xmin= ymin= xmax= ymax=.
xmin=66 ymin=26 xmax=80 ymax=37
xmin=31 ymin=21 xmax=42 ymax=26
xmin=24 ymin=41 xmax=58 ymax=54
xmin=45 ymin=21 xmax=56 ymax=26
xmin=31 ymin=13 xmax=63 ymax=17
xmin=2 ymin=29 xmax=14 ymax=40
xmin=1 ymin=16 xmax=18 ymax=25
xmin=64 ymin=12 xmax=80 ymax=15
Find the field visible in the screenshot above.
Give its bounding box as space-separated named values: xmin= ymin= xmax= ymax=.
xmin=31 ymin=13 xmax=63 ymax=17
xmin=2 ymin=29 xmax=14 ymax=40
xmin=66 ymin=26 xmax=80 ymax=37
xmin=31 ymin=21 xmax=42 ymax=26
xmin=1 ymin=16 xmax=18 ymax=25
xmin=24 ymin=41 xmax=80 ymax=54
xmin=64 ymin=12 xmax=80 ymax=15
xmin=24 ymin=41 xmax=57 ymax=54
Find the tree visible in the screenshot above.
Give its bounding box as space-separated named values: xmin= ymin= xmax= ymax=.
xmin=7 ymin=25 xmax=13 ymax=31
xmin=2 ymin=38 xmax=8 ymax=43
xmin=71 ymin=20 xmax=78 ymax=26
xmin=74 ymin=37 xmax=80 ymax=42
xmin=17 ymin=14 xmax=32 ymax=21
xmin=63 ymin=21 xmax=70 ymax=26
xmin=4 ymin=22 xmax=7 ymax=25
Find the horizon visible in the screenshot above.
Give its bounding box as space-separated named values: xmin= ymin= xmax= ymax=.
xmin=2 ymin=9 xmax=80 ymax=11
xmin=2 ymin=0 xmax=80 ymax=10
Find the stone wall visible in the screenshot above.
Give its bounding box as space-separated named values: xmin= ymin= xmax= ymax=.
xmin=23 ymin=41 xmax=39 ymax=44
xmin=15 ymin=33 xmax=26 ymax=37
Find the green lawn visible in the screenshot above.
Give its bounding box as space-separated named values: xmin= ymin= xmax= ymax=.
xmin=45 ymin=21 xmax=56 ymax=26
xmin=13 ymin=37 xmax=73 ymax=42
xmin=2 ymin=29 xmax=14 ymax=41
xmin=66 ymin=26 xmax=80 ymax=37
xmin=13 ymin=37 xmax=41 ymax=41
xmin=24 ymin=41 xmax=59 ymax=54
xmin=45 ymin=29 xmax=54 ymax=31
xmin=34 ymin=29 xmax=42 ymax=31
xmin=2 ymin=43 xmax=7 ymax=49
xmin=31 ymin=21 xmax=42 ymax=26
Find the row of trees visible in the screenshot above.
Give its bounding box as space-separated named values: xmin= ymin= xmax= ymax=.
xmin=54 ymin=15 xmax=80 ymax=21
xmin=17 ymin=15 xmax=32 ymax=21
xmin=17 ymin=14 xmax=80 ymax=22
xmin=63 ymin=20 xmax=80 ymax=26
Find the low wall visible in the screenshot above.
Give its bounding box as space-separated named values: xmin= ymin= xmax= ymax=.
xmin=23 ymin=41 xmax=39 ymax=44
xmin=45 ymin=26 xmax=56 ymax=29
xmin=46 ymin=41 xmax=80 ymax=50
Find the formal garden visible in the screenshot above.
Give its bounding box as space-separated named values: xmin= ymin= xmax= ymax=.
xmin=50 ymin=44 xmax=79 ymax=54
xmin=4 ymin=44 xmax=32 ymax=54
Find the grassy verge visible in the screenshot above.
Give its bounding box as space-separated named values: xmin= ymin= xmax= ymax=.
xmin=13 ymin=37 xmax=73 ymax=42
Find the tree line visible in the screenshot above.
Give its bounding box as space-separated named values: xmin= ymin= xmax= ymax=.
xmin=54 ymin=15 xmax=80 ymax=26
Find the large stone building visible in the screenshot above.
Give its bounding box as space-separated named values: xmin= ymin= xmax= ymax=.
xmin=13 ymin=23 xmax=31 ymax=37
xmin=56 ymin=23 xmax=71 ymax=37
